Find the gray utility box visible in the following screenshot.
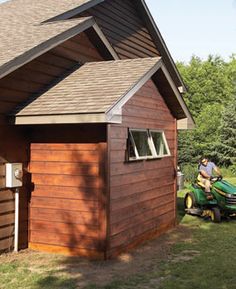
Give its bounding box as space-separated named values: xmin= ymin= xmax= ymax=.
xmin=177 ymin=171 xmax=184 ymax=191
xmin=5 ymin=163 xmax=23 ymax=188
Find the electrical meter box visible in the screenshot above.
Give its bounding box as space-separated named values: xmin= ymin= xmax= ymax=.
xmin=5 ymin=163 xmax=23 ymax=188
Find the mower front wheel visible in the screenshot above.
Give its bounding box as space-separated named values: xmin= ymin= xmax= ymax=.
xmin=210 ymin=207 xmax=221 ymax=223
xmin=184 ymin=192 xmax=196 ymax=209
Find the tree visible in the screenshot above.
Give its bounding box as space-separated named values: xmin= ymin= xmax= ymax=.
xmin=177 ymin=55 xmax=234 ymax=118
xmin=217 ymin=99 xmax=236 ymax=166
xmin=177 ymin=55 xmax=236 ymax=166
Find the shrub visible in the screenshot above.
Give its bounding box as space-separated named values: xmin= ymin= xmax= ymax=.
xmin=230 ymin=164 xmax=236 ymax=176
xmin=181 ymin=163 xmax=198 ymax=184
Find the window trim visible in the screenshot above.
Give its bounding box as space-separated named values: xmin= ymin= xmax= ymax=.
xmin=129 ymin=129 xmax=153 ymax=160
xmin=127 ymin=128 xmax=171 ymax=161
xmin=149 ymin=130 xmax=171 ymax=158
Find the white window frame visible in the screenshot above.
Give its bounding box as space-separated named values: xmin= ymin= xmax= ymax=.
xmin=129 ymin=129 xmax=153 ymax=160
xmin=149 ymin=130 xmax=171 ymax=158
xmin=128 ymin=128 xmax=171 ymax=161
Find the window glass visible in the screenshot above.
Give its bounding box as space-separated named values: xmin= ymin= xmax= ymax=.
xmin=127 ymin=129 xmax=170 ymax=161
xmin=127 ymin=136 xmax=136 ymax=159
xmin=150 ymin=131 xmax=169 ymax=156
xmin=130 ymin=130 xmax=152 ymax=158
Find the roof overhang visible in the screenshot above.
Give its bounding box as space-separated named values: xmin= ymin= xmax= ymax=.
xmin=14 ymin=113 xmax=107 ymax=125
xmin=43 ymin=0 xmax=187 ymax=94
xmin=105 ymin=61 xmax=194 ymax=129
xmin=137 ymin=0 xmax=187 ymax=93
xmin=13 ymin=58 xmax=194 ymax=129
xmin=44 ymin=0 xmax=105 ymax=23
xmin=0 ymin=16 xmax=118 ymax=80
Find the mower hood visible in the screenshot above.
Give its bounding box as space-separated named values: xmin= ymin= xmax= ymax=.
xmin=213 ymin=180 xmax=236 ymax=196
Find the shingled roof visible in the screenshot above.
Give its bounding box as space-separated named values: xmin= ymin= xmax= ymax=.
xmin=13 ymin=57 xmax=162 ymax=124
xmin=0 ymin=0 xmax=113 ymax=78
xmin=0 ymin=0 xmax=186 ymax=92
xmin=0 ymin=0 xmax=95 ymax=64
xmin=0 ymin=17 xmax=94 ymax=74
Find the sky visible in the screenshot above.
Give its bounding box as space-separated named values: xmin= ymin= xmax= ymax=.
xmin=0 ymin=0 xmax=235 ymax=62
xmin=145 ymin=0 xmax=236 ymax=62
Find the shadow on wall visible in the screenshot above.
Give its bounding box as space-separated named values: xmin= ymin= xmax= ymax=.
xmin=21 ymin=124 xmax=105 ymax=288
xmin=25 ymin=127 xmax=106 ymax=287
xmin=29 ymin=146 xmax=104 ymax=251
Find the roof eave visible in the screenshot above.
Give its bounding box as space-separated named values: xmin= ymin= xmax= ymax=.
xmin=106 ymin=59 xmax=194 ymax=129
xmin=0 ymin=17 xmax=118 ymax=80
xmin=160 ymin=65 xmax=195 ymax=129
xmin=13 ymin=113 xmax=110 ymax=125
xmin=106 ymin=58 xmax=163 ymax=122
xmin=44 ymin=0 xmax=105 ymax=23
xmin=40 ymin=0 xmax=187 ymax=93
xmin=13 ymin=58 xmax=194 ymax=128
xmin=138 ymin=0 xmax=187 ymax=93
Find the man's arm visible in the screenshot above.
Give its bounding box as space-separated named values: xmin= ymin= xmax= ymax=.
xmin=199 ymin=170 xmax=211 ymax=179
xmin=214 ymin=166 xmax=222 ymax=176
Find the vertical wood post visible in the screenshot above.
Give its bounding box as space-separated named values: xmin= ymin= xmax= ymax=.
xmin=98 ymin=141 xmax=109 ymax=259
xmin=173 ymin=119 xmax=178 ymax=225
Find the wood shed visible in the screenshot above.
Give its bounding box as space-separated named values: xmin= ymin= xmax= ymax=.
xmin=0 ymin=0 xmax=194 ymax=258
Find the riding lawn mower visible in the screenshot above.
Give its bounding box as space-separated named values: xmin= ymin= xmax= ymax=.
xmin=184 ymin=176 xmax=236 ymax=222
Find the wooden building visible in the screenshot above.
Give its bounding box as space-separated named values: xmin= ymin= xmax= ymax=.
xmin=0 ymin=0 xmax=194 ymax=258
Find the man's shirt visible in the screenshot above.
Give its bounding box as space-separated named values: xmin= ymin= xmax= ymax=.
xmin=199 ymin=162 xmax=216 ymax=177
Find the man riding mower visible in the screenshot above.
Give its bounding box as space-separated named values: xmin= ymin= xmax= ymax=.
xmin=184 ymin=157 xmax=236 ymax=222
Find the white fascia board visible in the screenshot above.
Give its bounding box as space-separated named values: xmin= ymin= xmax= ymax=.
xmin=105 ymin=59 xmax=194 ymax=128
xmin=177 ymin=118 xmax=195 ymax=130
xmin=14 ymin=113 xmax=107 ymax=125
xmin=105 ymin=58 xmax=162 ymax=122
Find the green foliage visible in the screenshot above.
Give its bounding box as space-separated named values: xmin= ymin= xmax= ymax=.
xmin=217 ymin=99 xmax=236 ymax=166
xmin=229 ymin=165 xmax=236 ymax=176
xmin=181 ymin=163 xmax=198 ymax=183
xmin=177 ymin=55 xmax=236 ymax=167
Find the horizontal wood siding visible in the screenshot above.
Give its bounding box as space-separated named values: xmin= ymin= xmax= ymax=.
xmin=80 ymin=0 xmax=160 ymax=59
xmin=0 ymin=32 xmax=103 ymax=124
xmin=0 ymin=126 xmax=30 ymax=252
xmin=108 ymin=79 xmax=176 ymax=256
xmin=29 ymin=142 xmax=107 ymax=257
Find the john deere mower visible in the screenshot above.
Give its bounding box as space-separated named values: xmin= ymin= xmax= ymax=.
xmin=184 ymin=177 xmax=236 ymax=222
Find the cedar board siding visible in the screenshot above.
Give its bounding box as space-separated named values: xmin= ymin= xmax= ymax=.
xmin=108 ymin=79 xmax=176 ymax=257
xmin=0 ymin=31 xmax=104 ymax=253
xmin=0 ymin=126 xmax=29 ymax=252
xmin=28 ymin=125 xmax=107 ymax=258
xmin=0 ymin=32 xmax=103 ymax=125
xmin=79 ymin=0 xmax=160 ymax=59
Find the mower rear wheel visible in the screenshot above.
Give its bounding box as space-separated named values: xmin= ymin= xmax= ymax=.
xmin=210 ymin=207 xmax=221 ymax=223
xmin=184 ymin=192 xmax=196 ymax=209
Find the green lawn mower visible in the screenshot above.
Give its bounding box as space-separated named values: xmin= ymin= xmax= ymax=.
xmin=184 ymin=176 xmax=236 ymax=222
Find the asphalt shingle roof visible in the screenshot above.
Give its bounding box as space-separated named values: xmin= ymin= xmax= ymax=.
xmin=0 ymin=0 xmax=95 ymax=72
xmin=15 ymin=57 xmax=161 ymax=116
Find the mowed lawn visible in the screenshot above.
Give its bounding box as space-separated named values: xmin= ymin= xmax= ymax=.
xmin=0 ymin=178 xmax=236 ymax=289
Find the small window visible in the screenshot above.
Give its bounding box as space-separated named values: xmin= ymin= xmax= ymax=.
xmin=129 ymin=129 xmax=152 ymax=160
xmin=127 ymin=129 xmax=170 ymax=161
xmin=150 ymin=130 xmax=170 ymax=157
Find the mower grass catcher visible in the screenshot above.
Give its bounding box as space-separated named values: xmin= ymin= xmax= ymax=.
xmin=184 ymin=177 xmax=236 ymax=222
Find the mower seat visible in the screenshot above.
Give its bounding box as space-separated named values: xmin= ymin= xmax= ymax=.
xmin=192 ymin=183 xmax=204 ymax=189
xmin=197 ymin=175 xmax=207 ymax=190
xmin=196 ymin=181 xmax=206 ymax=189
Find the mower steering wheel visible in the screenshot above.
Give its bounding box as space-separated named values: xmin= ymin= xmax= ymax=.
xmin=210 ymin=176 xmax=222 ymax=182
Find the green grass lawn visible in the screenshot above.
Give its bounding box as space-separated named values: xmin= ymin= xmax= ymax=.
xmin=1 ymin=179 xmax=236 ymax=289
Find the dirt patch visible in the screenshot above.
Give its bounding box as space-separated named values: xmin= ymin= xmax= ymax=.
xmin=0 ymin=224 xmax=193 ymax=288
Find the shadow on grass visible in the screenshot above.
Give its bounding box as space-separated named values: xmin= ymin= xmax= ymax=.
xmin=36 ymin=276 xmax=77 ymax=289
xmin=177 ymin=195 xmax=186 ymax=224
